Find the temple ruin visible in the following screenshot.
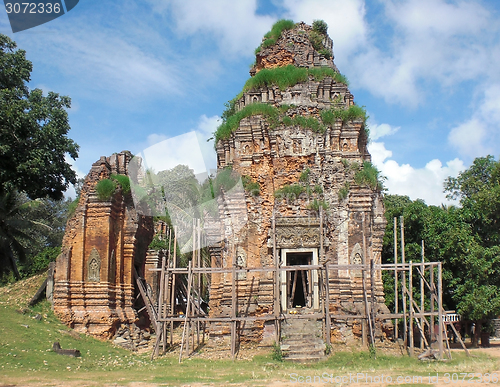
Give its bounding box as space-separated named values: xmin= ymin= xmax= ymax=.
xmin=53 ymin=21 xmax=392 ymax=360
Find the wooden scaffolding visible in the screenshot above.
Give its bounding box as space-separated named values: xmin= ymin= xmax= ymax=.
xmin=135 ymin=215 xmax=468 ymax=362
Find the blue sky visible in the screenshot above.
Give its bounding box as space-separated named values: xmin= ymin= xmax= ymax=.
xmin=1 ymin=0 xmax=499 ymax=205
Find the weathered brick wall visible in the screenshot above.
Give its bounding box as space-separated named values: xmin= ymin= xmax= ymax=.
xmin=53 ymin=151 xmax=153 ymax=339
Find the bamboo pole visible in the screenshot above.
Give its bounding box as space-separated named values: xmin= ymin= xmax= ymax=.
xmin=324 ymin=260 xmax=331 ymax=347
xmin=179 ymin=260 xmax=193 ymax=363
xmin=231 ymin=257 xmax=237 ymax=359
xmin=155 ymin=250 xmax=166 ymax=358
xmin=394 ymin=217 xmax=398 ymax=340
xmin=409 ymin=261 xmax=414 ymax=357
xmin=170 ymin=226 xmax=177 ymax=347
xmin=196 ymin=219 xmax=201 ymax=348
xmin=420 ymin=240 xmax=425 ymax=349
xmin=362 ymin=213 xmax=375 ymax=349
xmin=400 ymin=216 xmax=407 ymax=349
xmin=272 ymin=210 xmax=280 ymax=343
xmin=438 ymin=262 xmax=444 ymax=359
xmin=430 ymin=263 xmax=435 ymax=342
xmin=162 ymin=228 xmax=172 ymax=354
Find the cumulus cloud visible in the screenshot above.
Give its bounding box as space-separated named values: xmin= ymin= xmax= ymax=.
xmin=369 ymin=122 xmax=400 ymax=141
xmin=281 ymin=0 xmax=367 ymax=62
xmin=448 ymin=84 xmax=500 ymax=159
xmin=347 ymin=0 xmax=496 ymax=106
xmin=369 ymin=142 xmax=465 ymax=205
xmin=147 ymin=0 xmax=275 ymax=56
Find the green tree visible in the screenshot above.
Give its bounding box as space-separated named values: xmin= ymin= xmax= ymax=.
xmin=0 ymin=34 xmax=79 ymax=200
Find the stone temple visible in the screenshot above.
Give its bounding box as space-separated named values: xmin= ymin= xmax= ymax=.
xmin=53 ymin=20 xmax=388 ymax=353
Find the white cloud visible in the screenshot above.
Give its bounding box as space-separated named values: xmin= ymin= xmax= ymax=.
xmin=195 ymin=114 xmax=220 ymax=173
xmin=148 ymin=0 xmax=275 ymax=56
xmin=369 ymin=142 xmax=465 ymax=205
xmin=448 ymin=83 xmax=500 ymax=159
xmin=369 ymin=122 xmax=400 ymax=141
xmin=282 ymin=0 xmax=367 ymax=61
xmin=347 ymin=0 xmax=497 ymax=106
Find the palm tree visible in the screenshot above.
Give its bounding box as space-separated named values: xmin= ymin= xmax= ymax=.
xmin=0 ymin=190 xmax=50 ymax=280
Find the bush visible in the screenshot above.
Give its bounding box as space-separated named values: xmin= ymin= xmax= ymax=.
xmin=338 ymin=182 xmax=350 ymax=200
xmin=22 ymin=246 xmax=61 ymax=277
xmin=242 ymin=175 xmax=260 ymax=196
xmin=299 ymin=168 xmax=310 ymax=182
xmin=309 ymin=31 xmax=324 ymax=51
xmin=95 ymin=178 xmax=116 ymax=201
xmin=244 ymin=65 xmax=347 ymax=92
xmin=274 ymin=184 xmax=305 ymax=200
xmin=308 ymin=198 xmax=329 ymax=211
xmin=111 ymin=174 xmax=131 ymax=195
xmin=312 ymin=20 xmax=328 ymax=35
xmin=257 ymin=19 xmax=296 ymax=51
xmin=354 ymin=161 xmax=385 ymax=190
xmin=215 ymin=103 xmax=279 ymax=143
xmin=321 ymin=105 xmax=367 ymax=126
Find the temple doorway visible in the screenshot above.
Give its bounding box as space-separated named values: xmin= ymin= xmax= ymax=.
xmin=280 ymin=248 xmax=319 ymax=312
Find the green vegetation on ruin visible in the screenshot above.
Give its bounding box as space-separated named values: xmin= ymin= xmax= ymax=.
xmin=338 ymin=181 xmax=350 ymax=200
xmin=243 ymin=65 xmax=348 ymax=92
xmin=242 ymin=175 xmax=260 ymax=196
xmin=354 ymin=161 xmax=385 ymax=190
xmin=95 ymin=174 xmax=131 ymax=201
xmin=255 ymin=19 xmax=295 ymax=54
xmin=95 ymin=178 xmax=116 ymax=201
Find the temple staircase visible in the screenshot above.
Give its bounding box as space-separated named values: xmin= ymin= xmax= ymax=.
xmin=280 ymin=316 xmax=326 ymax=362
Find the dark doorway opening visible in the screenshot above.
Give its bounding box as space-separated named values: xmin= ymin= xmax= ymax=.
xmin=287 ymin=252 xmax=312 ymax=308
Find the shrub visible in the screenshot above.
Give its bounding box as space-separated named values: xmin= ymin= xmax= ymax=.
xmin=319 ymin=48 xmax=332 ymax=59
xmin=309 ymin=30 xmax=324 ymax=51
xmin=354 ymin=161 xmax=385 ymax=190
xmin=111 ymin=174 xmax=130 ymax=195
xmin=244 ymin=65 xmax=347 ymax=92
xmin=338 ymin=182 xmax=350 ymax=200
xmin=67 ymin=196 xmax=79 ymax=218
xmin=308 ymin=198 xmax=329 ymax=211
xmin=215 ymin=103 xmax=279 ymax=143
xmin=22 ymin=246 xmax=61 ymax=277
xmin=313 ymin=184 xmax=323 ymax=194
xmin=299 ymin=168 xmax=310 ymax=182
xmin=242 ymin=175 xmax=260 ymax=196
xmin=274 ymin=183 xmax=305 ymax=200
xmin=321 ymin=105 xmax=367 ymax=126
xmin=95 ymin=178 xmax=116 ymax=201
xmin=258 ymin=19 xmax=295 ymax=50
xmin=312 ymin=20 xmax=328 ymax=35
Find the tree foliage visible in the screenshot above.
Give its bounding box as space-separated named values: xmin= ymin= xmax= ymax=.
xmin=0 ymin=34 xmax=79 ymax=200
xmin=383 ymin=157 xmax=500 ymax=342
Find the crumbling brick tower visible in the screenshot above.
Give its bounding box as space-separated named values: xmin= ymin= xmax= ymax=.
xmin=53 ymin=152 xmax=154 ymax=339
xmin=210 ymin=21 xmax=387 ymax=342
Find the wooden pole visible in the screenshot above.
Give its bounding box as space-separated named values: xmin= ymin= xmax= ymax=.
xmin=438 ymin=262 xmax=444 ymax=360
xmin=231 ymin=254 xmax=237 ymax=360
xmin=197 ymin=218 xmax=201 ymax=348
xmin=156 ymin=250 xmax=166 ymax=357
xmin=324 ymin=261 xmax=331 ymax=347
xmin=170 ymin=226 xmax=177 ymax=347
xmin=272 ymin=210 xmax=280 ymax=343
xmin=394 ymin=217 xmax=398 ymax=340
xmin=430 ymin=263 xmax=435 ymax=342
xmin=409 ymin=261 xmax=414 ymax=357
xmin=420 ymin=240 xmax=425 ymax=349
xmin=400 ymin=216 xmax=407 ymax=349
xmin=362 ymin=213 xmax=374 ymax=349
xmin=179 ymin=260 xmax=193 ymax=363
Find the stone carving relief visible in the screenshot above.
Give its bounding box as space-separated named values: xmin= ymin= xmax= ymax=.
xmin=88 ymin=248 xmax=101 ymax=282
xmin=275 ymin=217 xmax=321 ymax=248
xmin=236 ymin=247 xmax=247 ymax=280
xmin=350 ymin=243 xmax=363 ymax=278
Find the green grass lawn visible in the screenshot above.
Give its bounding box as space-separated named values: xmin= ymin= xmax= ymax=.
xmin=1 ymin=276 xmax=499 ymax=386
